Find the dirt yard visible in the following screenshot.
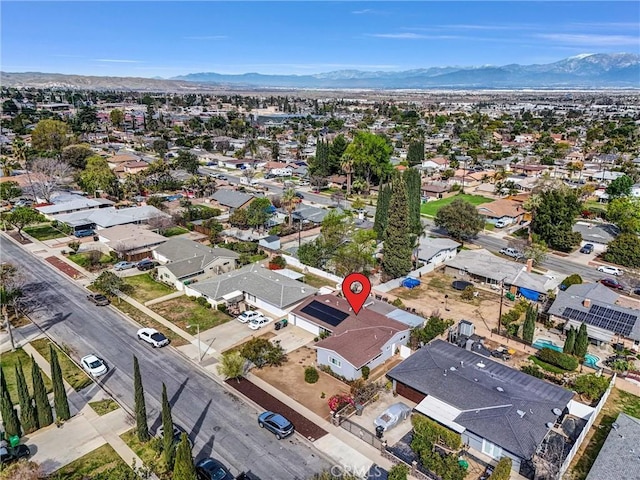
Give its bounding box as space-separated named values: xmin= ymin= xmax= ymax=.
xmin=253 ymin=346 xmax=351 ymax=420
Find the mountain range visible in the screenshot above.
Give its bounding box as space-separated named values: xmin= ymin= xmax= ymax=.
xmin=2 ymin=54 xmax=638 ymax=91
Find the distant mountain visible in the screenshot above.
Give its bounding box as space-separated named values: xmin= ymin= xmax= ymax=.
xmin=173 ymin=54 xmax=640 ymax=89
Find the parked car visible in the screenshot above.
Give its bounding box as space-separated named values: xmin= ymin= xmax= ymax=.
xmin=81 ymin=354 xmax=108 ymax=377
xmin=258 ymin=411 xmax=294 ymax=440
xmin=74 ymin=229 xmax=95 ymax=238
xmin=373 ymin=402 xmax=412 ymax=432
xmin=236 ymin=473 xmax=261 ymax=480
xmin=294 ymin=192 xmax=304 ymax=199
xmin=494 ymin=219 xmax=510 ymax=228
xmin=597 ymin=265 xmax=623 ymax=276
xmin=87 ymin=293 xmax=110 ymax=306
xmin=580 ymin=243 xmax=594 ymax=254
xmin=499 ymin=247 xmax=523 ymax=259
xmin=137 ymin=328 xmax=169 ymax=348
xmin=158 ymin=425 xmax=193 ymax=448
xmin=600 ymin=278 xmax=625 ymax=290
xmin=237 ymin=311 xmax=265 ymax=323
xmin=137 ymin=259 xmax=157 ymax=271
xmin=0 ymin=444 xmax=31 ymax=466
xmin=114 ymin=261 xmax=136 ymax=271
xmin=248 ymin=317 xmax=272 ymax=330
xmin=196 ymin=458 xmax=234 ymax=480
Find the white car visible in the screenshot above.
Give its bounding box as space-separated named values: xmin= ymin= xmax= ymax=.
xmin=597 ymin=265 xmax=623 ymax=276
xmin=137 ymin=328 xmax=170 ymax=348
xmin=237 ymin=311 xmax=265 ymax=323
xmin=80 ymin=354 xmax=108 ymax=377
xmin=248 ymin=317 xmax=273 ymax=330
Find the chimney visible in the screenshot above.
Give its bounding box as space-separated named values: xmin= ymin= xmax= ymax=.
xmin=583 ymin=298 xmax=591 ymax=308
xmin=526 ymin=258 xmax=533 ymax=273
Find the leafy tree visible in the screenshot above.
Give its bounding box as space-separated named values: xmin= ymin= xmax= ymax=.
xmin=403 ymin=168 xmax=422 ymax=236
xmin=216 ymin=351 xmax=246 ymax=382
xmin=229 ymin=208 xmax=249 ymax=228
xmin=563 ymin=327 xmax=576 ymax=355
xmin=373 ymin=184 xmax=391 ymax=239
xmin=297 ymin=239 xmax=323 ymax=268
xmin=0 ymin=372 xmax=21 ymax=438
xmin=523 ymin=242 xmax=548 ymax=266
xmin=153 ymin=139 xmax=169 ymax=158
xmin=31 ymin=119 xmax=71 ymax=155
xmin=161 ymin=383 xmax=176 ymax=469
xmin=79 ymin=156 xmax=119 ymax=197
xmin=240 ymin=337 xmax=285 ymax=368
xmin=15 ymin=360 xmax=38 ymax=433
xmin=606 ymin=197 xmax=640 ymax=233
xmin=50 ymin=345 xmax=70 ymax=421
xmin=388 ymin=464 xmax=409 ymax=480
xmin=490 ymin=457 xmax=512 ymax=480
xmin=574 ymin=374 xmax=610 ymax=402
xmin=174 ymin=150 xmax=199 ymax=174
xmin=605 ymin=174 xmax=633 ymax=198
xmin=92 ymin=271 xmax=133 ymax=296
xmin=574 ymin=323 xmax=589 ymax=359
xmin=0 ymin=181 xmax=21 ymax=201
xmin=246 ymin=197 xmax=272 ymax=230
xmin=332 ymin=229 xmax=377 ymax=276
xmin=0 ymin=155 xmax=19 ymax=177
xmin=604 ymin=233 xmax=640 ymax=268
xmin=531 ymin=189 xmax=582 ymax=252
xmin=382 ymin=176 xmax=413 ymax=280
xmin=110 ymin=109 xmax=124 ymax=127
xmin=281 ymin=188 xmax=299 ymax=227
xmin=31 ymin=356 xmax=53 ymax=427
xmin=407 ymin=141 xmax=425 ymax=167
xmin=1 ymin=207 xmax=44 ymax=239
xmin=172 ymin=433 xmax=197 ymax=480
xmin=434 ymin=198 xmax=484 ymax=242
xmin=133 ymin=355 xmax=149 ymax=442
xmin=560 ymin=274 xmax=582 ymax=290
xmin=61 ymin=144 xmax=93 ymax=170
xmin=205 ymin=218 xmax=224 ymax=244
xmin=522 ymin=305 xmax=536 ymax=344
xmin=342 ymin=131 xmax=393 ymax=186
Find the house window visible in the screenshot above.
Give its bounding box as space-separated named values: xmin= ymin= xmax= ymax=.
xmin=481 ymin=439 xmax=502 ymax=459
xmin=329 ymin=357 xmax=341 ymax=368
xmin=247 ymin=294 xmax=256 ymax=302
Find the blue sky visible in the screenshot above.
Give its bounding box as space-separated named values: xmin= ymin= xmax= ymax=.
xmin=2 ymin=1 xmax=639 ymax=77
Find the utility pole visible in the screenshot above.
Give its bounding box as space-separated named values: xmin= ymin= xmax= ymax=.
xmin=497 ymin=279 xmax=505 ymax=336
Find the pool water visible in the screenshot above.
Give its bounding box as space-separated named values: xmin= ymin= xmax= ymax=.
xmin=532 ymin=339 xmax=601 ymax=368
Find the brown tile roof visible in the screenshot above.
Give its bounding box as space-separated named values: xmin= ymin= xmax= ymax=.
xmin=107 ymin=154 xmax=140 ymax=164
xmin=477 ymin=198 xmax=524 ymax=218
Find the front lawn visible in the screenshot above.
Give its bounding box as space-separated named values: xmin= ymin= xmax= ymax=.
xmin=420 ymin=193 xmax=492 ymax=217
xmin=150 ymin=297 xmax=232 ymax=331
xmin=568 ymin=388 xmax=640 ymax=480
xmin=0 ymin=347 xmax=52 ymax=405
xmin=162 ymin=226 xmax=189 ymax=237
xmin=49 ymin=444 xmax=133 ymax=480
xmin=30 ymin=338 xmax=92 ymax=391
xmin=124 ymin=273 xmax=174 ymax=303
xmin=68 ymin=251 xmax=116 ymax=268
xmin=113 ymin=300 xmax=188 ymax=347
xmin=121 ymin=429 xmax=170 ymax=479
xmin=23 ymin=223 xmax=67 ymax=241
xmin=89 ymin=398 xmax=120 ymax=416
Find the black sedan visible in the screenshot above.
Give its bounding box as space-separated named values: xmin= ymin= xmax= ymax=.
xmin=0 ymin=444 xmax=31 ymax=466
xmin=196 ymin=458 xmax=234 ymax=480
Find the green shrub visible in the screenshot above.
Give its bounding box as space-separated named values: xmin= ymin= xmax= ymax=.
xmin=489 ymin=457 xmax=512 ymax=480
xmin=361 ymin=366 xmax=370 ymax=380
xmin=460 ymin=285 xmax=476 ymax=301
xmin=388 ymin=463 xmax=409 ymax=480
xmin=536 ymin=348 xmax=578 ymax=371
xmin=574 ymin=374 xmax=610 ymax=401
xmin=67 ymin=241 xmax=81 ymax=253
xmin=216 ymin=303 xmax=228 ymax=314
xmin=412 ymin=415 xmax=461 ymax=450
xmin=270 ymin=255 xmax=286 ymax=268
xmin=195 ymin=296 xmax=211 ymax=308
xmin=391 ymin=298 xmax=404 ymax=308
xmin=304 ymin=366 xmax=319 ymax=384
xmin=521 ymin=365 xmax=544 ymax=378
xmin=560 ymin=274 xmax=583 ymax=290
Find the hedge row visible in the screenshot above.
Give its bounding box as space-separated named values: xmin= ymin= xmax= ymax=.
xmin=489 ymin=457 xmax=512 ymax=480
xmin=412 ymin=414 xmax=461 ymax=450
xmin=536 ymin=347 xmax=578 ymax=371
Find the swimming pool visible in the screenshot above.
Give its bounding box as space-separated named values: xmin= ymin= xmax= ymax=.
xmin=532 ymin=338 xmax=601 ymax=368
xmin=584 ymin=353 xmax=601 ymax=368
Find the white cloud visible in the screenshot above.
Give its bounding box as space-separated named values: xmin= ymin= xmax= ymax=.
xmin=351 ymin=9 xmax=386 ymax=15
xmin=368 ymin=33 xmax=462 ymax=40
xmin=183 ymin=35 xmax=228 ymax=40
xmin=94 ymin=59 xmax=142 ymax=63
xmin=536 ymin=33 xmax=639 ymax=46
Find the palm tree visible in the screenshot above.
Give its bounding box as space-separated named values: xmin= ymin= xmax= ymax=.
xmin=12 ymin=139 xmax=35 ymax=198
xmin=282 ymin=187 xmax=299 ymax=227
xmin=0 ymin=156 xmax=19 ymax=177
xmin=341 ymin=155 xmax=355 ymax=195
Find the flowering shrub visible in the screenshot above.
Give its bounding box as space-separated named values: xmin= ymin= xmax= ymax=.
xmin=327 ymin=393 xmax=354 ymax=412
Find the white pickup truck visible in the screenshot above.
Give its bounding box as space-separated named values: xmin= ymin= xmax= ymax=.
xmin=499 ymin=247 xmax=523 ymax=259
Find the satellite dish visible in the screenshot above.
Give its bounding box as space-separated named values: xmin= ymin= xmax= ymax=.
xmin=546 ymin=422 xmax=554 ymax=429
xmin=553 ymin=408 xmax=562 ymax=416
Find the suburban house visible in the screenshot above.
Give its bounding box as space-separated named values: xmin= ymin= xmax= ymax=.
xmin=476 ymin=198 xmax=526 ymax=226
xmin=387 ymin=340 xmax=576 ymax=476
xmin=218 ymin=158 xmax=248 ymax=170
xmin=585 ymin=413 xmax=640 ymax=480
xmin=572 ymin=222 xmax=619 ymax=251
xmin=106 ymin=153 xmax=142 ymax=169
xmin=416 ymin=237 xmax=461 ymax=266
xmin=36 ymin=194 xmax=114 ymax=217
xmin=420 ymin=157 xmax=449 ymax=172
xmin=185 ymin=263 xmax=318 ymax=317
xmin=421 ymin=183 xmax=449 ymax=200
xmin=289 ymin=295 xmax=411 ymax=380
xmin=547 ymin=283 xmax=640 ymax=347
xmin=258 ymin=235 xmax=281 ymax=251
xmin=444 ymin=249 xmax=559 ymax=301
xmin=98 ymin=224 xmax=167 ymax=259
xmin=153 ymin=237 xmax=239 ymax=290
xmin=210 ymin=189 xmax=255 ymax=212
xmin=51 ymin=205 xmax=170 ymax=233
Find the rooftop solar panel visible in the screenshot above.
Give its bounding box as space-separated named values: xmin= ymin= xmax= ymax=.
xmin=300 ymin=301 xmax=349 ymax=327
xmin=563 ymin=304 xmax=637 ymax=337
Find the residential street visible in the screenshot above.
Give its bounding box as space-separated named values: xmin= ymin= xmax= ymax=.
xmin=1 ymin=235 xmax=331 ymax=479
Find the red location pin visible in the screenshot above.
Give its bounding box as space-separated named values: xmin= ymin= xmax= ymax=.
xmin=342 ymin=273 xmax=371 ymax=315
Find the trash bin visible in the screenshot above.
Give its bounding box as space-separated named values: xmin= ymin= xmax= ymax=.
xmin=8 ymin=435 xmax=20 ymax=447
xmin=506 ymin=292 xmax=516 ymax=301
xmin=458 ymin=459 xmax=469 ymax=470
xmin=355 ymin=403 xmax=364 ymax=416
xmin=375 ymin=425 xmax=384 ymax=439
xmin=275 ymin=320 xmax=282 ymax=331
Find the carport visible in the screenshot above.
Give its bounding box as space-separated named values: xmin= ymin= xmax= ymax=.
xmin=222 ymin=290 xmax=244 ymax=305
xmin=414 ymin=396 xmax=465 ymax=433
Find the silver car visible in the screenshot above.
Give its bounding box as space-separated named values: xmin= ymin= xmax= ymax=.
xmin=374 ymin=402 xmax=412 ymax=431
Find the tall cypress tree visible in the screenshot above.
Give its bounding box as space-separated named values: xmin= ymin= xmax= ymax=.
xmin=407 ymin=141 xmax=425 ymax=166
xmin=173 ymin=433 xmax=197 ymax=480
xmin=15 ymin=359 xmax=38 ymax=433
xmin=522 ymin=305 xmax=536 ymax=344
xmin=31 ymin=356 xmax=53 ymax=428
xmin=161 ymin=383 xmax=175 ymax=469
xmin=0 ymin=373 xmax=21 ymax=439
xmin=382 ymin=176 xmax=413 ymax=281
xmin=403 ymin=168 xmax=422 ymax=236
xmin=133 ymin=355 xmax=150 ymax=442
xmin=574 ymin=323 xmax=589 ymax=359
xmin=564 ymin=327 xmax=576 ymax=355
xmin=373 ymin=183 xmax=392 ymax=239
xmin=50 ymin=344 xmax=70 ymax=421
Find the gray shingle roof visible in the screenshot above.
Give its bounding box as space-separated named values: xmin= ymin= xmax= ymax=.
xmin=189 ymin=263 xmax=317 ymax=309
xmin=418 ymin=237 xmax=461 ymax=262
xmin=52 ymin=206 xmax=168 ymax=228
xmin=388 ymin=340 xmax=573 ymax=460
xmin=211 ymin=189 xmax=254 ymax=209
xmin=585 ymin=413 xmax=640 ymax=480
xmin=572 ymin=222 xmax=620 ymax=245
xmin=155 ymin=238 xmax=239 ymax=279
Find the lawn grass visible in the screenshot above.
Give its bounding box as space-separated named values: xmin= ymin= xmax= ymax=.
xmin=0 ymin=347 xmax=52 ymax=405
xmin=162 ymin=226 xmax=189 ymax=237
xmin=50 ymin=444 xmax=132 ymax=480
xmin=287 ymin=266 xmax=334 ymax=289
xmin=88 ymin=398 xmax=120 ymax=416
xmin=484 ymin=222 xmax=495 ymax=231
xmin=420 ymin=193 xmax=492 ymax=217
xmin=30 ymin=338 xmax=92 ymax=391
xmin=113 ymin=300 xmax=188 ymax=347
xmin=23 ymin=222 xmax=67 ymax=241
xmin=68 ymin=251 xmax=115 ymax=268
xmin=568 ymin=388 xmax=640 ymax=480
xmin=124 ymin=274 xmax=174 ymax=303
xmin=528 ymin=355 xmax=569 ymax=375
xmin=150 ymin=297 xmax=232 ymax=332
xmin=121 ymin=429 xmax=169 ymax=479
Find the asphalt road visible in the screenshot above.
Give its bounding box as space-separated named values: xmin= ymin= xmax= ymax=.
xmin=1 ymin=235 xmax=330 ymax=479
